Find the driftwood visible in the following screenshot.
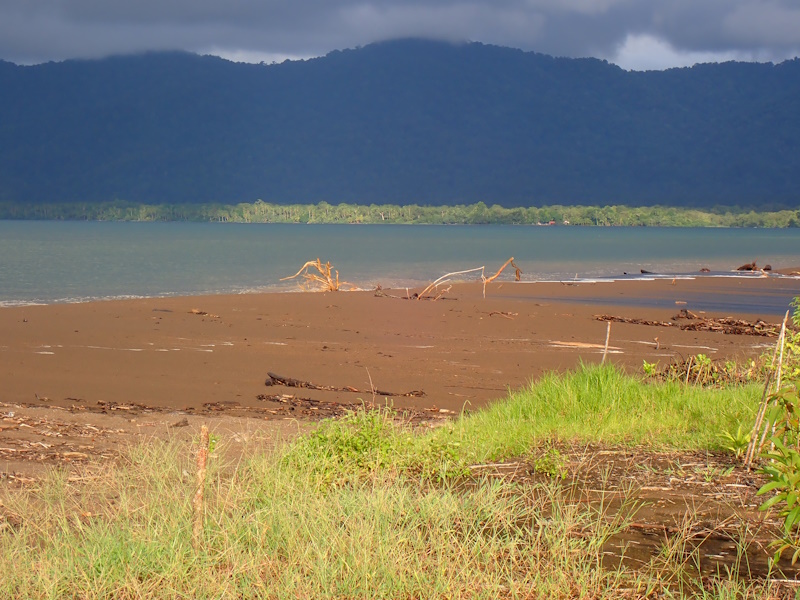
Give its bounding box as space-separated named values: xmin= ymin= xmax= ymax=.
xmin=485 ymin=257 xmax=522 ymax=284
xmin=281 ymin=258 xmax=355 ymax=292
xmin=416 ymin=257 xmax=522 ymax=300
xmin=595 ymin=315 xmax=674 ymax=328
xmin=373 ymin=287 xmax=456 ymax=301
xmin=595 ymin=313 xmax=781 ymax=337
xmin=265 ymin=372 xmax=425 ymax=397
xmin=673 ymin=308 xmax=700 ymax=320
xmin=488 ymin=311 xmax=518 ymax=319
xmin=679 ymin=318 xmax=779 ymax=336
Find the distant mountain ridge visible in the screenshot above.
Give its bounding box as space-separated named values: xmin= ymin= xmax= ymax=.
xmin=1 ymin=38 xmax=799 ymax=208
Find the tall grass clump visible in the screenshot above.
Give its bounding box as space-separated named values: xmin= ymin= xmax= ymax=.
xmin=436 ymin=363 xmax=760 ymax=465
xmin=278 ymin=407 xmax=469 ymax=487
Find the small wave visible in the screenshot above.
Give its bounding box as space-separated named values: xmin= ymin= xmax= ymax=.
xmin=0 ymin=300 xmax=47 ymax=307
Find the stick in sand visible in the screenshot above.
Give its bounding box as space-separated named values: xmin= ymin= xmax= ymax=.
xmin=193 ymin=424 xmax=210 ymax=549
xmin=601 ymin=321 xmax=611 ymax=364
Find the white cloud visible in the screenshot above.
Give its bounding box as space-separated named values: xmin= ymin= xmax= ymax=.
xmin=609 ymin=33 xmax=760 ymax=71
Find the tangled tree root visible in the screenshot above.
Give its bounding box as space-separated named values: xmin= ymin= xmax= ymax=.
xmin=281 ymin=258 xmax=356 ymax=292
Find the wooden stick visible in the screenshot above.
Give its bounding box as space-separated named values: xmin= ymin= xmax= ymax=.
xmin=366 ymin=367 xmax=376 ymax=404
xmin=417 ymin=258 xmax=520 ymax=300
xmin=482 ymin=257 xmax=516 ymax=298
xmin=192 ymin=424 xmax=210 ymax=549
xmin=744 ymin=369 xmax=775 ymax=469
xmin=601 ymin=321 xmax=611 ymax=364
xmin=417 ymin=266 xmax=485 ymax=300
xmin=280 ymin=259 xmax=323 ymax=282
xmin=745 ymin=311 xmax=789 ymax=468
xmin=775 ymin=310 xmax=790 ymax=394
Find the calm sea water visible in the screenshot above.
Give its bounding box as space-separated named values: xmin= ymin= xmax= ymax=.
xmin=1 ymin=221 xmax=799 ymax=312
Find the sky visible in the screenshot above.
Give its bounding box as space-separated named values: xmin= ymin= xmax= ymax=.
xmin=1 ymin=0 xmax=798 ymax=71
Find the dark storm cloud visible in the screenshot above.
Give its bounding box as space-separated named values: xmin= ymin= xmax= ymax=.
xmin=0 ymin=0 xmax=798 ymax=68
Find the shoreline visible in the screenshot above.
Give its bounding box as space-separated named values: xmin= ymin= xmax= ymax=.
xmin=2 ymin=268 xmax=798 ymax=311
xmin=1 ymin=277 xmax=795 ymax=418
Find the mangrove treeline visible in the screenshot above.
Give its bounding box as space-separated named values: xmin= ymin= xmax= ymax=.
xmin=2 ymin=200 xmax=799 ymax=227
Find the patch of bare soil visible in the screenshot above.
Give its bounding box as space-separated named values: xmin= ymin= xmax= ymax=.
xmin=0 ymin=401 xmax=305 ymax=483
xmin=0 ymin=397 xmax=449 ymax=483
xmin=478 ymin=446 xmax=800 ymax=584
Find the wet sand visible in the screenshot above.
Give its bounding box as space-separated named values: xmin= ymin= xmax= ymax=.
xmin=1 ymin=276 xmax=795 ymax=417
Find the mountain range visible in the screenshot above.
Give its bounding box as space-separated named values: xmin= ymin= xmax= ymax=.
xmin=1 ymin=38 xmax=799 ymax=208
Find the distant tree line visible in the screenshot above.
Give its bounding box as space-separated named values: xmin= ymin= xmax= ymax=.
xmin=1 ymin=200 xmax=799 ymax=228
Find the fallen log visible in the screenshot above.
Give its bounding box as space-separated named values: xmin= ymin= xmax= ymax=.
xmin=265 ymin=372 xmax=425 ymax=397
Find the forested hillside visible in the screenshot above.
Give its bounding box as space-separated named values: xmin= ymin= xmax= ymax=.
xmin=1 ymin=39 xmax=798 ymax=208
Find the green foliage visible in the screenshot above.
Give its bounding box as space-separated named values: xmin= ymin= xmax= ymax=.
xmin=2 ymin=199 xmax=800 ymax=227
xmin=642 ymin=360 xmax=658 ymax=377
xmin=757 ymin=386 xmax=800 ymax=563
xmin=753 ymin=298 xmax=800 ymax=563
xmin=532 ymin=443 xmax=568 ymax=480
xmin=692 ymin=353 xmax=715 ymax=384
xmin=280 ymin=407 xmax=469 ymax=487
xmin=782 ymin=297 xmax=800 ymax=381
xmin=651 ymin=354 xmax=763 ymax=387
xmin=719 ymin=424 xmax=751 ymax=459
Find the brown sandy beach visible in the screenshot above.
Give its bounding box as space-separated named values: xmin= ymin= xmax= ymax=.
xmin=2 ymin=276 xmax=796 ymax=418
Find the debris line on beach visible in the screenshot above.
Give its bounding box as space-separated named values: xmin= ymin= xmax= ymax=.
xmin=265 ymin=372 xmax=425 ymax=397
xmin=595 ymin=312 xmax=782 ymax=337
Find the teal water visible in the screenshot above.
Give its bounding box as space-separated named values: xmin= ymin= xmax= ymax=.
xmin=1 ymin=221 xmax=799 ymax=311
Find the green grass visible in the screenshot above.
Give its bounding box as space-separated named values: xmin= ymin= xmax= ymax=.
xmin=438 ymin=363 xmax=760 ymax=465
xmin=0 ymin=364 xmax=779 ymax=599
